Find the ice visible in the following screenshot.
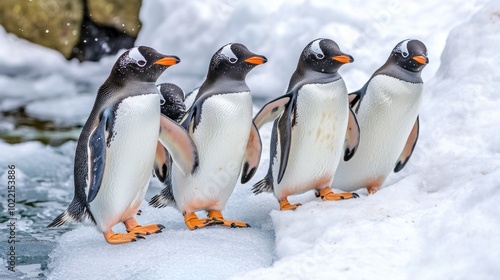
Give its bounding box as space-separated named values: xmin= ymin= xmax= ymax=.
xmin=24 ymin=94 xmax=95 ymax=126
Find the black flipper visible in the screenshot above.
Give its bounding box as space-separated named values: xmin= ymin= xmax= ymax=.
xmin=349 ymin=83 xmax=368 ymax=113
xmin=344 ymin=107 xmax=360 ymax=161
xmin=394 ymin=116 xmax=420 ymax=172
xmin=276 ymin=95 xmax=297 ymax=184
xmin=253 ymin=94 xmax=292 ymax=129
xmin=87 ymin=108 xmax=112 ymax=203
xmin=241 ymin=122 xmax=262 ymax=184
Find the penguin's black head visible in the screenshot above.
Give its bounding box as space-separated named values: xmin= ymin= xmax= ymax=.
xmin=157 ymin=83 xmax=186 ymax=122
xmin=112 ymin=46 xmax=180 ymax=83
xmin=207 ymin=43 xmax=267 ymax=81
xmin=299 ymin=38 xmax=354 ymax=74
xmin=389 ymin=39 xmax=429 ymax=72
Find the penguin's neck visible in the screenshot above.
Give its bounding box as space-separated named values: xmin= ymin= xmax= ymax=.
xmin=374 ymin=61 xmax=423 ymax=84
xmin=197 ymin=75 xmax=250 ymax=98
xmin=288 ymin=68 xmax=341 ymax=92
xmin=98 ymin=78 xmax=158 ymax=103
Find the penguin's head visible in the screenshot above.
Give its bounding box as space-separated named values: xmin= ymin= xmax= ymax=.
xmin=299 ymin=38 xmax=354 ymax=74
xmin=157 ymin=83 xmax=186 ymax=122
xmin=207 ymin=43 xmax=267 ymax=81
xmin=389 ymin=39 xmax=428 ymax=72
xmin=112 ymin=46 xmax=180 ymax=83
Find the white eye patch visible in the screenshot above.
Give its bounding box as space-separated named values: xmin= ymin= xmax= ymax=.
xmin=395 ymin=39 xmax=411 ymax=58
xmin=307 ymin=39 xmax=325 ymax=59
xmin=129 ymin=47 xmax=147 ymax=66
xmin=220 ymin=44 xmax=238 ymax=63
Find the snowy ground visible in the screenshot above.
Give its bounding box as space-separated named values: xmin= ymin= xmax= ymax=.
xmin=1 ymin=0 xmax=499 ymax=279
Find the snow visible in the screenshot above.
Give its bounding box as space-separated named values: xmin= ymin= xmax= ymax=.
xmin=1 ymin=0 xmax=499 ymax=279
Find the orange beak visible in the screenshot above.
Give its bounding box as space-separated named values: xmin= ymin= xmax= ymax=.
xmin=245 ymin=56 xmax=267 ymax=65
xmin=154 ymin=56 xmax=180 ymax=66
xmin=412 ymin=55 xmax=428 ymax=64
xmin=332 ymin=55 xmax=354 ymax=64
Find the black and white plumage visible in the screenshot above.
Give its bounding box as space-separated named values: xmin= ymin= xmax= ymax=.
xmin=252 ymin=38 xmax=360 ymax=210
xmin=150 ymin=43 xmax=266 ymax=230
xmin=48 ymin=46 xmax=198 ymax=244
xmin=333 ymin=39 xmax=428 ymax=194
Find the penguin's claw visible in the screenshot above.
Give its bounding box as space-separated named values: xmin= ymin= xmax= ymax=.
xmin=279 ymin=199 xmax=302 ymax=211
xmin=128 ymin=224 xmax=165 ymax=235
xmin=316 ymin=188 xmax=357 ymax=201
xmin=184 ymin=212 xmax=219 ymax=230
xmin=207 ymin=210 xmax=250 ymax=228
xmin=103 ymin=231 xmax=145 ymax=245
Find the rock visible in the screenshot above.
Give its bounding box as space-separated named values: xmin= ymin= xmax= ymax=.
xmin=0 ymin=0 xmax=141 ymax=61
xmin=0 ymin=0 xmax=83 ymax=59
xmin=87 ymin=0 xmax=142 ymax=37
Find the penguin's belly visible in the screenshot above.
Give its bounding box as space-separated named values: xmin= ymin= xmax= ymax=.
xmin=89 ymin=94 xmax=160 ymax=232
xmin=274 ymin=81 xmax=349 ymax=198
xmin=172 ymin=92 xmax=252 ymax=213
xmin=334 ymin=75 xmax=423 ymax=191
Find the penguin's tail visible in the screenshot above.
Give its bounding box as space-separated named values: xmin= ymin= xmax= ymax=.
xmin=47 ymin=211 xmax=74 ymax=227
xmin=47 ymin=202 xmax=95 ymax=227
xmin=252 ymin=176 xmax=273 ymax=195
xmin=149 ymin=186 xmax=176 ymax=208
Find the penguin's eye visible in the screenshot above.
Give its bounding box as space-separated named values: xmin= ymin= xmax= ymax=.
xmin=315 ymin=53 xmax=325 ymax=60
xmin=401 ymin=51 xmax=409 ymax=58
xmin=229 ymin=57 xmax=237 ymax=64
xmin=137 ymin=60 xmax=147 ymax=67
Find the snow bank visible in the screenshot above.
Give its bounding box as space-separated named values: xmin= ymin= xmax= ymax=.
xmin=239 ymin=2 xmax=500 ymax=279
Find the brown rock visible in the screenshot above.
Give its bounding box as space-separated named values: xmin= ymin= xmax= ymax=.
xmin=87 ymin=0 xmax=142 ymax=37
xmin=0 ymin=0 xmax=83 ymax=59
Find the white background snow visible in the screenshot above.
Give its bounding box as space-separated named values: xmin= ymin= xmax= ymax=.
xmin=1 ymin=0 xmax=499 ymax=279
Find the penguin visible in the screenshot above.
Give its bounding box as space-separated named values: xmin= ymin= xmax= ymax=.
xmin=332 ymin=39 xmax=428 ymax=194
xmin=48 ymin=46 xmax=199 ymax=244
xmin=150 ymin=43 xmax=266 ymax=230
xmin=157 ymin=83 xmax=187 ymax=122
xmin=252 ymin=38 xmax=360 ymax=211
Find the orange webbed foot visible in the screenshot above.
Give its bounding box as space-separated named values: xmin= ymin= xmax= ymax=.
xmin=207 ymin=210 xmax=250 ymax=228
xmin=103 ymin=231 xmax=145 ymax=245
xmin=279 ymin=199 xmax=302 ymax=211
xmin=184 ymin=212 xmax=220 ymax=230
xmin=124 ymin=218 xmax=165 ymax=235
xmin=316 ymin=188 xmax=359 ymax=201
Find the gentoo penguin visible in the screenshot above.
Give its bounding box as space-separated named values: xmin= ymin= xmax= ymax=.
xmin=150 ymin=43 xmax=266 ymax=230
xmin=333 ymin=39 xmax=428 ymax=194
xmin=252 ymin=38 xmax=360 ymax=211
xmin=157 ymin=83 xmax=187 ymax=122
xmin=48 ymin=46 xmax=199 ymax=244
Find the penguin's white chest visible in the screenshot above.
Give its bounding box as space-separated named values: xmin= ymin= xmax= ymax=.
xmin=274 ymin=80 xmax=349 ymax=197
xmin=334 ymin=75 xmax=423 ymax=191
xmin=89 ymin=93 xmax=160 ymax=231
xmin=173 ymin=92 xmax=252 ymax=213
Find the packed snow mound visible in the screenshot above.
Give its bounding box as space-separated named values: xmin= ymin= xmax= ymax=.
xmin=239 ymin=2 xmax=500 ymax=278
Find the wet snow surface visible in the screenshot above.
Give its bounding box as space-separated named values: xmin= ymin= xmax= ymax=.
xmin=1 ymin=0 xmax=499 ymax=279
